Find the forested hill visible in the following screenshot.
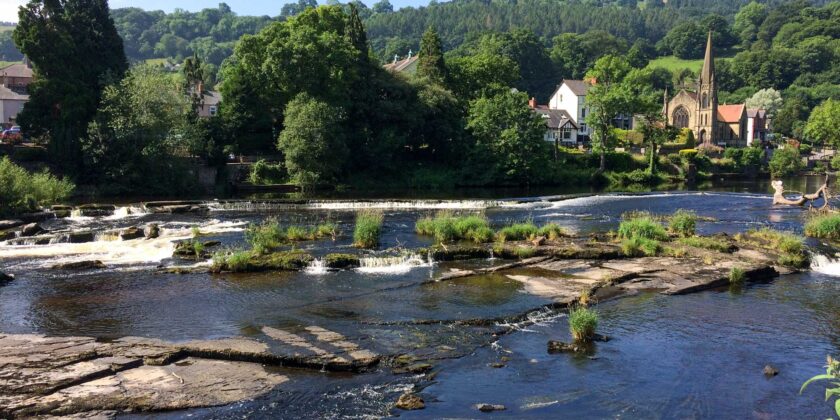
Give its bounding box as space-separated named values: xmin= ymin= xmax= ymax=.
xmin=0 ymin=0 xmax=823 ymax=66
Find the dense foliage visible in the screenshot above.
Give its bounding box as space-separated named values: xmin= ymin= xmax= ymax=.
xmin=0 ymin=157 xmax=74 ymax=217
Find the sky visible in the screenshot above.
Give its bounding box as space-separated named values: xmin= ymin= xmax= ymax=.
xmin=0 ymin=0 xmax=428 ymax=22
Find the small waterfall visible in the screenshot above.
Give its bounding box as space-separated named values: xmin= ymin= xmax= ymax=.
xmin=305 ymin=258 xmax=329 ymax=275
xmin=810 ymin=253 xmax=840 ymax=276
xmin=357 ymin=254 xmax=430 ymax=274
xmin=488 ymin=248 xmax=496 ymax=261
xmin=209 ymin=199 xmax=504 ymax=212
xmin=106 ymin=206 xmax=149 ymax=220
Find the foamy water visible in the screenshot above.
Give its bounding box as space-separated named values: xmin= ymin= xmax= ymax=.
xmin=810 ymin=253 xmax=840 ymax=276
xmin=356 ymin=253 xmax=432 ymax=274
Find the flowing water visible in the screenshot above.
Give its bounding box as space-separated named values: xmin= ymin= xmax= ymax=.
xmin=1 ymin=179 xmax=839 ymax=418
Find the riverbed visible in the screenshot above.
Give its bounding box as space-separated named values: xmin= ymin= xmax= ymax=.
xmin=1 ymin=184 xmax=839 ymax=418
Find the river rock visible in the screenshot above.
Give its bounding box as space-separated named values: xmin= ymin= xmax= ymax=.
xmin=51 ymin=205 xmax=72 ymax=218
xmin=18 ymin=211 xmax=54 ymax=223
xmin=547 ymin=340 xmax=588 ymax=354
xmin=476 ymin=403 xmax=506 ymax=412
xmin=0 ymin=230 xmax=15 ymax=241
xmin=119 ymin=227 xmax=144 ymax=241
xmin=394 ymin=362 xmax=433 ymax=374
xmin=763 ymin=364 xmax=779 ymax=377
xmin=52 ymin=260 xmax=106 ymax=270
xmin=76 ymin=204 xmax=116 ymax=217
xmin=395 ymin=393 xmax=425 ymax=410
xmin=20 ymin=223 xmax=45 ymax=237
xmin=68 ymin=231 xmax=96 ymax=243
xmin=0 ymin=272 xmax=13 ymax=286
xmin=0 ymin=219 xmax=24 ymax=230
xmin=145 ymin=223 xmax=160 ymax=239
xmin=532 ymin=236 xmax=546 ymax=246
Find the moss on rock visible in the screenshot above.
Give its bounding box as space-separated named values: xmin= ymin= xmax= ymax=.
xmin=323 ymin=253 xmax=361 ymax=269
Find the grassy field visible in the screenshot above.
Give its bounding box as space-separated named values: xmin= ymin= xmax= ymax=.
xmin=0 ymin=26 xmax=15 ymax=33
xmin=0 ymin=61 xmax=22 ymax=69
xmin=647 ymin=56 xmax=705 ymax=72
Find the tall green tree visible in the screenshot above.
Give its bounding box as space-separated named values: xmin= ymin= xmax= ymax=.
xmin=14 ymin=0 xmax=128 ymax=174
xmin=346 ymin=3 xmax=368 ymax=61
xmin=584 ymin=55 xmax=635 ymax=174
xmin=804 ymin=99 xmax=840 ymax=148
xmin=277 ymin=93 xmax=348 ymax=187
xmin=733 ymin=1 xmax=767 ymax=47
xmin=418 ymin=26 xmax=446 ymax=84
xmin=466 ymin=90 xmax=549 ymax=184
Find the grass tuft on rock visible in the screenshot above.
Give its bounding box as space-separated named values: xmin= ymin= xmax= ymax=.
xmin=621 ymin=236 xmax=661 ymax=257
xmin=416 ymin=212 xmax=493 ymax=243
xmin=537 ymin=223 xmax=568 ymax=240
xmin=805 ymin=213 xmax=840 ymax=240
xmin=617 ymin=217 xmax=669 ymax=241
xmin=354 ymin=210 xmax=384 ymax=249
xmin=497 ymin=222 xmax=539 ymax=242
xmin=729 ymin=267 xmax=745 ymax=284
xmin=738 ymin=228 xmax=809 ymax=268
xmin=569 ymin=305 xmax=599 ymax=342
xmin=668 ymin=209 xmax=697 ymax=238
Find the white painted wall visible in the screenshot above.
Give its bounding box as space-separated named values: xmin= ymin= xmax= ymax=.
xmin=548 ymin=83 xmax=589 ymax=136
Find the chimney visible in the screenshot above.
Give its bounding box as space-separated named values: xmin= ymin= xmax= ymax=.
xmin=529 ymin=97 xmax=537 ymax=109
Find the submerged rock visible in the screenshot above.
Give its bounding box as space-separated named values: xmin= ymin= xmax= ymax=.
xmin=0 ymin=272 xmax=13 ymax=286
xmin=173 ymin=240 xmax=220 ymax=260
xmin=476 ymin=403 xmax=506 ymax=412
xmin=213 ymin=250 xmax=314 ymax=273
xmin=763 ymin=364 xmax=779 ymax=377
xmin=76 ymin=204 xmax=117 ymax=217
xmin=395 ymin=393 xmax=425 ymax=410
xmin=20 ymin=223 xmax=44 ymax=237
xmin=52 ymin=260 xmax=106 ymax=270
xmin=547 ymin=340 xmax=590 ymax=354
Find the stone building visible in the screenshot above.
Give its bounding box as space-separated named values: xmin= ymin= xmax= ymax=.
xmin=664 ymin=32 xmax=761 ymax=148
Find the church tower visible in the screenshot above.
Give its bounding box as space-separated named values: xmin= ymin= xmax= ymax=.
xmin=695 ymin=31 xmax=717 ymax=146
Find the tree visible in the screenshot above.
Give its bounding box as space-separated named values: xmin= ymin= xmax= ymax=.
xmin=804 ymin=99 xmax=840 ymax=148
xmin=182 ymin=54 xmax=206 ymax=115
xmin=662 ymin=22 xmax=706 ymax=59
xmin=346 ymin=3 xmax=368 ymax=59
xmin=700 ymin=14 xmax=737 ymax=49
xmin=769 ymin=146 xmax=804 ymax=177
xmin=466 ymin=91 xmax=549 ymax=184
xmin=281 ymin=0 xmax=318 ymax=17
xmin=14 ymin=0 xmax=128 ymax=174
xmin=584 ymin=55 xmax=635 ymax=174
xmin=447 ymin=52 xmax=519 ymax=100
xmin=372 ymin=0 xmax=394 ymax=14
xmin=418 ymin=26 xmax=446 ymax=84
xmin=476 ymin=30 xmax=556 ymax=101
xmin=734 ymin=1 xmax=768 ymax=47
xmin=745 ymin=88 xmax=783 ymax=119
xmin=82 ymin=65 xmax=192 ymax=192
xmin=277 ymin=93 xmax=348 ymax=187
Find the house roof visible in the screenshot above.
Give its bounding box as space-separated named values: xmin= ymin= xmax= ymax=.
xmin=534 ymin=107 xmax=578 ymax=130
xmin=717 ymin=104 xmax=745 ymax=123
xmin=383 ymin=55 xmax=418 ymax=73
xmin=0 ymin=85 xmax=28 ymax=100
xmin=203 ymin=91 xmax=222 ymax=106
xmin=747 ymin=108 xmax=766 ymax=118
xmin=563 ymin=79 xmax=589 ymax=96
xmin=0 ymin=63 xmax=33 ymax=79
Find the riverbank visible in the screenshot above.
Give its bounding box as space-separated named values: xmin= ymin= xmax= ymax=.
xmin=0 ymin=190 xmax=837 ymax=418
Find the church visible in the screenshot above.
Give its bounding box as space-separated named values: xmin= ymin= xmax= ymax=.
xmin=664 ymin=33 xmax=763 ymax=148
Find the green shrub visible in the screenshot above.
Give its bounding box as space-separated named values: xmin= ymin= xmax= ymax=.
xmin=677 ymin=236 xmax=733 ymax=253
xmin=0 ymin=156 xmax=75 ymax=217
xmin=617 ymin=217 xmax=668 ymax=241
xmin=568 ymin=305 xmax=599 ymax=342
xmin=248 ymin=159 xmax=287 ymax=185
xmin=314 ymin=222 xmax=339 ymax=239
xmin=805 ymin=213 xmax=840 ymax=240
xmin=769 ymin=147 xmax=804 ymax=177
xmin=729 ymin=267 xmax=745 ymax=284
xmin=285 ymin=225 xmax=311 ymax=241
xmin=799 ymin=143 xmax=812 ymax=156
xmin=497 ymin=222 xmax=539 ymax=242
xmin=621 ymin=236 xmax=661 ymax=257
xmin=668 ymin=209 xmax=697 ymax=237
xmin=679 ymin=149 xmax=699 ymax=161
xmin=831 ymin=154 xmax=840 ymax=171
xmin=353 ymin=210 xmax=384 ymax=249
xmin=741 ymin=147 xmax=763 ymax=167
xmin=538 ymin=223 xmax=568 ymax=240
xmin=245 ymin=219 xmax=286 ymax=254
xmin=609 ymin=169 xmax=666 ymax=186
xmin=213 ymin=250 xmax=252 ymax=272
xmin=741 ymin=228 xmax=808 ymax=268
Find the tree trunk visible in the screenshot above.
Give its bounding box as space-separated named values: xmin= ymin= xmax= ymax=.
xmin=648 ymin=140 xmax=657 ymax=174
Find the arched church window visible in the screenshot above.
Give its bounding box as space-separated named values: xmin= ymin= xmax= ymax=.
xmin=672 ymin=106 xmax=689 ymax=129
xmin=701 ymin=93 xmax=708 ymax=108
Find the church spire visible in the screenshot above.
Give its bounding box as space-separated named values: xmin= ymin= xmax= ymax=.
xmin=700 ymin=31 xmax=714 ymax=84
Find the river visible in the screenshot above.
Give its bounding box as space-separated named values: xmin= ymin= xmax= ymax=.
xmin=1 ymin=178 xmax=838 ymax=418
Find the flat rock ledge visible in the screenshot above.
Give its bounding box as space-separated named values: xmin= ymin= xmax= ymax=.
xmin=0 ymin=326 xmax=380 ymax=418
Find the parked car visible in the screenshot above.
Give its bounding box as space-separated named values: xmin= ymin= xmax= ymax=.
xmin=1 ymin=126 xmax=23 ymax=144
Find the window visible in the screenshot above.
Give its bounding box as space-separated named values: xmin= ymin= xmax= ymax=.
xmin=209 ymin=106 xmax=218 ymax=116
xmin=672 ymin=106 xmax=689 ymax=129
xmin=563 ymin=128 xmax=571 ymax=139
xmin=580 ymin=123 xmax=587 ymax=133
xmin=581 ymin=108 xmax=587 ymax=118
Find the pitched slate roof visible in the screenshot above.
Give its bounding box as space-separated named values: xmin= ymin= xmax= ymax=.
xmin=0 ymin=85 xmax=28 ymax=100
xmin=0 ymin=63 xmax=33 ymax=79
xmin=203 ymin=91 xmax=222 ymax=106
xmin=563 ymin=79 xmax=589 ymax=96
xmin=717 ymin=104 xmax=745 ymax=123
xmin=383 ymin=55 xmax=418 ymax=73
xmin=534 ymin=107 xmax=578 ymax=130
xmin=746 ymin=108 xmax=766 ymax=118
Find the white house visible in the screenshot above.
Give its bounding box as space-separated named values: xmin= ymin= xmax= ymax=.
xmin=0 ymin=85 xmax=28 ymax=125
xmin=547 ymin=79 xmax=591 ymax=143
xmin=529 ymin=97 xmax=579 ymax=147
